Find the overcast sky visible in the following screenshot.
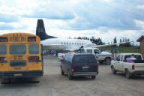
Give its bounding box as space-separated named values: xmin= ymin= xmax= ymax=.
xmin=0 ymin=0 xmax=144 ymax=45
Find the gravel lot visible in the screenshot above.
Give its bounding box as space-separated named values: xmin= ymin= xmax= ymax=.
xmin=0 ymin=55 xmax=144 ymax=96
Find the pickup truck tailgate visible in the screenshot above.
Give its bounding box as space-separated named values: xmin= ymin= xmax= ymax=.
xmin=134 ymin=63 xmax=144 ymax=71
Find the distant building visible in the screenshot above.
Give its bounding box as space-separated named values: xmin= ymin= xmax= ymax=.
xmin=137 ymin=35 xmax=144 ymax=58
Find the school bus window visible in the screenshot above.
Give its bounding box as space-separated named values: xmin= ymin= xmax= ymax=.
xmin=29 ymin=44 xmax=39 ymax=54
xmin=0 ymin=45 xmax=6 ymax=55
xmin=0 ymin=37 xmax=8 ymax=42
xmin=10 ymin=45 xmax=26 ymax=54
xmin=28 ymin=37 xmax=36 ymax=42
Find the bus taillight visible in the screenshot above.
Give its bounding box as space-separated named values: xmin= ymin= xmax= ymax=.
xmin=0 ymin=57 xmax=7 ymax=63
xmin=28 ymin=56 xmax=39 ymax=62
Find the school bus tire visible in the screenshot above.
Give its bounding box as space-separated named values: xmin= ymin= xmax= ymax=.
xmin=29 ymin=77 xmax=40 ymax=83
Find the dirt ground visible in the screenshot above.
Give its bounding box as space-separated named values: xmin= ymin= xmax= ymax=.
xmin=0 ymin=55 xmax=144 ymax=96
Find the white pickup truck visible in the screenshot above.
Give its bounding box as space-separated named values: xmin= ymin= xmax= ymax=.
xmin=111 ymin=53 xmax=144 ymax=79
xmin=80 ymin=48 xmax=112 ymax=65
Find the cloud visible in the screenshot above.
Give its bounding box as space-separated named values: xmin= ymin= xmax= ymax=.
xmin=1 ymin=0 xmax=143 ymax=31
xmin=44 ymin=28 xmax=143 ymax=44
xmin=0 ymin=14 xmax=19 ymax=23
xmin=0 ymin=24 xmax=15 ymax=30
xmin=23 ymin=1 xmax=76 ymax=20
xmin=0 ymin=0 xmax=143 ymax=45
xmin=137 ymin=5 xmax=144 ymax=9
xmin=135 ymin=20 xmax=144 ymax=29
xmin=68 ymin=0 xmax=144 ymax=30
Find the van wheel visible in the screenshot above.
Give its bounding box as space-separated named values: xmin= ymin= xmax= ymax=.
xmin=68 ymin=71 xmax=73 ymax=80
xmin=61 ymin=68 xmax=64 ymax=75
xmin=92 ymin=76 xmax=96 ymax=79
xmin=111 ymin=66 xmax=117 ymax=74
xmin=105 ymin=58 xmax=111 ymax=65
xmin=125 ymin=69 xmax=131 ymax=79
xmin=1 ymin=78 xmax=11 ymax=84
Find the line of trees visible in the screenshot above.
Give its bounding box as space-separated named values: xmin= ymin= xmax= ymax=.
xmin=74 ymin=36 xmax=105 ymax=45
xmin=113 ymin=37 xmax=131 ymax=47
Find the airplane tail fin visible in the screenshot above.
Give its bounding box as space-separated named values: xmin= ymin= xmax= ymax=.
xmin=36 ymin=19 xmax=56 ymax=40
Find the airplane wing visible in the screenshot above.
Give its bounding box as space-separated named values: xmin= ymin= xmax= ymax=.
xmin=92 ymin=41 xmax=133 ymax=48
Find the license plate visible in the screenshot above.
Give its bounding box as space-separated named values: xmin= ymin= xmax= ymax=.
xmin=14 ymin=74 xmax=22 ymax=76
xmin=83 ymin=66 xmax=89 ymax=68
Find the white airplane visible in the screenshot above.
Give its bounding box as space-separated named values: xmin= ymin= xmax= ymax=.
xmin=36 ymin=19 xmax=96 ymax=51
xmin=36 ymin=19 xmax=131 ymax=51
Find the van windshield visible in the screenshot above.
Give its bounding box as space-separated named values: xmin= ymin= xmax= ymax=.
xmin=73 ymin=55 xmax=96 ymax=65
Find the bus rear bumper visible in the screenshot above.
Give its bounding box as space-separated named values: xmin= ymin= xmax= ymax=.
xmin=0 ymin=71 xmax=43 ymax=78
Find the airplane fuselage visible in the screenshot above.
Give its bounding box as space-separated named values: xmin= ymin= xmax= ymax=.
xmin=41 ymin=38 xmax=95 ymax=51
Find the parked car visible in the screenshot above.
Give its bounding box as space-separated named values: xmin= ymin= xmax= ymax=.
xmin=111 ymin=53 xmax=144 ymax=79
xmin=60 ymin=53 xmax=99 ymax=80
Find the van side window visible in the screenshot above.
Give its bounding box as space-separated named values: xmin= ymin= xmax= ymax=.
xmin=80 ymin=49 xmax=85 ymax=53
xmin=87 ymin=49 xmax=92 ymax=54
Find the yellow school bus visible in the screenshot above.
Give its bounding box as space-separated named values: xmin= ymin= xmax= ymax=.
xmin=0 ymin=33 xmax=43 ymax=83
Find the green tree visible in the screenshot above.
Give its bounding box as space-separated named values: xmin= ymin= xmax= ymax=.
xmin=113 ymin=37 xmax=117 ymax=43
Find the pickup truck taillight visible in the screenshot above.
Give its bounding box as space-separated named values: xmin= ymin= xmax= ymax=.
xmin=96 ymin=66 xmax=99 ymax=71
xmin=132 ymin=65 xmax=135 ymax=70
